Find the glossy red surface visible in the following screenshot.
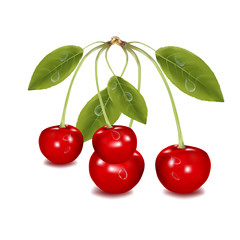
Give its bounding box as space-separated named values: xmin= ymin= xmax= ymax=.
xmin=155 ymin=145 xmax=211 ymax=193
xmin=92 ymin=125 xmax=137 ymax=163
xmin=89 ymin=150 xmax=145 ymax=193
xmin=39 ymin=125 xmax=83 ymax=164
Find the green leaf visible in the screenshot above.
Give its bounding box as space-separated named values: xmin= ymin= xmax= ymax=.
xmin=107 ymin=76 xmax=148 ymax=124
xmin=156 ymin=46 xmax=224 ymax=102
xmin=28 ymin=45 xmax=83 ymax=90
xmin=76 ymin=88 xmax=121 ymax=142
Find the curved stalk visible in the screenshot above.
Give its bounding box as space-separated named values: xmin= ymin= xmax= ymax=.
xmin=83 ymin=41 xmax=105 ymax=50
xmin=128 ymin=41 xmax=156 ymax=52
xmin=128 ymin=44 xmax=185 ymax=149
xmin=120 ymin=47 xmax=129 ymax=77
xmin=60 ymin=44 xmax=106 ymax=128
xmin=125 ymin=46 xmax=141 ymax=128
xmin=105 ymin=46 xmax=116 ymax=76
xmin=105 ymin=45 xmax=129 ymax=77
xmin=95 ymin=47 xmax=112 ymax=128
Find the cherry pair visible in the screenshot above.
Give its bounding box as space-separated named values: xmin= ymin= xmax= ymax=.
xmin=89 ymin=125 xmax=145 ymax=193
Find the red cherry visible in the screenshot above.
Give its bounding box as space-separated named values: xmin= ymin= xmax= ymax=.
xmin=155 ymin=145 xmax=211 ymax=193
xmin=39 ymin=124 xmax=83 ymax=164
xmin=92 ymin=125 xmax=137 ymax=164
xmin=89 ymin=150 xmax=144 ymax=193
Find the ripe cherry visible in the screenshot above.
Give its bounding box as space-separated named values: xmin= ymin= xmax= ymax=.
xmin=89 ymin=150 xmax=145 ymax=193
xmin=39 ymin=124 xmax=83 ymax=164
xmin=155 ymin=145 xmax=211 ymax=193
xmin=92 ymin=125 xmax=137 ymax=164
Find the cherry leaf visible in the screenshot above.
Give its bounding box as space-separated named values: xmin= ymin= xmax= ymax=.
xmin=156 ymin=46 xmax=224 ymax=102
xmin=28 ymin=45 xmax=83 ymax=90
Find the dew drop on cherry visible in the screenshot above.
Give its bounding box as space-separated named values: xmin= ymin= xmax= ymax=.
xmin=118 ymin=168 xmax=128 ymax=180
xmin=111 ymin=130 xmax=121 ymax=140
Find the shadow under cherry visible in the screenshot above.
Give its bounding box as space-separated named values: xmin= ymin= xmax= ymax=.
xmin=91 ymin=186 xmax=133 ymax=198
xmin=43 ymin=159 xmax=78 ymax=168
xmin=163 ymin=188 xmax=205 ymax=198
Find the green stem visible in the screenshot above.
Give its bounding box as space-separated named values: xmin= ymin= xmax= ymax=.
xmin=105 ymin=46 xmax=116 ymax=76
xmin=95 ymin=47 xmax=112 ymax=128
xmin=120 ymin=47 xmax=129 ymax=77
xmin=83 ymin=41 xmax=105 ymax=50
xmin=60 ymin=43 xmax=105 ymax=128
xmin=125 ymin=45 xmax=141 ymax=128
xmin=128 ymin=41 xmax=156 ymax=52
xmin=128 ymin=44 xmax=185 ymax=149
xmin=105 ymin=45 xmax=129 ymax=77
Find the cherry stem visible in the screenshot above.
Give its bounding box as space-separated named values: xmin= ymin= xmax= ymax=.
xmin=125 ymin=45 xmax=142 ymax=128
xmin=105 ymin=46 xmax=116 ymax=76
xmin=105 ymin=44 xmax=129 ymax=78
xmin=83 ymin=41 xmax=105 ymax=50
xmin=95 ymin=46 xmax=112 ymax=128
xmin=128 ymin=41 xmax=156 ymax=52
xmin=120 ymin=47 xmax=129 ymax=77
xmin=60 ymin=43 xmax=106 ymax=128
xmin=128 ymin=44 xmax=185 ymax=149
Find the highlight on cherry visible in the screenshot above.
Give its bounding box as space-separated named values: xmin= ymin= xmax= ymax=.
xmin=28 ymin=36 xmax=224 ymax=194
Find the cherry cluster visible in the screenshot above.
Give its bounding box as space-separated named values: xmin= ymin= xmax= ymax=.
xmin=30 ymin=37 xmax=223 ymax=195
xmin=38 ymin=123 xmax=211 ymax=194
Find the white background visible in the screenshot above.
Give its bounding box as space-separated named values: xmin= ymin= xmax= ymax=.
xmin=0 ymin=0 xmax=239 ymax=239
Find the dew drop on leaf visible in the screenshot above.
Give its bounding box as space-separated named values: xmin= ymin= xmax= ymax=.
xmin=124 ymin=92 xmax=133 ymax=102
xmin=51 ymin=71 xmax=60 ymax=82
xmin=111 ymin=81 xmax=118 ymax=90
xmin=174 ymin=56 xmax=185 ymax=67
xmin=94 ymin=105 xmax=103 ymax=116
xmin=185 ymin=78 xmax=196 ymax=92
xmin=59 ymin=53 xmax=69 ymax=62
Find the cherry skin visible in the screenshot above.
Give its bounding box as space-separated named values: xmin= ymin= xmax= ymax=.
xmin=89 ymin=150 xmax=145 ymax=194
xmin=92 ymin=125 xmax=137 ymax=164
xmin=155 ymin=145 xmax=211 ymax=193
xmin=39 ymin=124 xmax=83 ymax=164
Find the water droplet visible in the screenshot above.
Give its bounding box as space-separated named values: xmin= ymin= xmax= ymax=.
xmin=185 ymin=78 xmax=196 ymax=92
xmin=64 ymin=146 xmax=71 ymax=154
xmin=174 ymin=56 xmax=185 ymax=67
xmin=171 ymin=172 xmax=180 ymax=181
xmin=63 ymin=134 xmax=72 ymax=142
xmin=60 ymin=53 xmax=69 ymax=62
xmin=174 ymin=158 xmax=181 ymax=165
xmin=111 ymin=130 xmax=120 ymax=140
xmin=94 ymin=105 xmax=103 ymax=116
xmin=111 ymin=81 xmax=118 ymax=90
xmin=124 ymin=92 xmax=133 ymax=102
xmin=51 ymin=71 xmax=60 ymax=82
xmin=118 ymin=168 xmax=128 ymax=180
xmin=169 ymin=157 xmax=181 ymax=167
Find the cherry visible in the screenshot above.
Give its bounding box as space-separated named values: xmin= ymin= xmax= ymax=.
xmin=155 ymin=145 xmax=211 ymax=193
xmin=39 ymin=124 xmax=83 ymax=164
xmin=92 ymin=125 xmax=137 ymax=164
xmin=89 ymin=150 xmax=144 ymax=193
